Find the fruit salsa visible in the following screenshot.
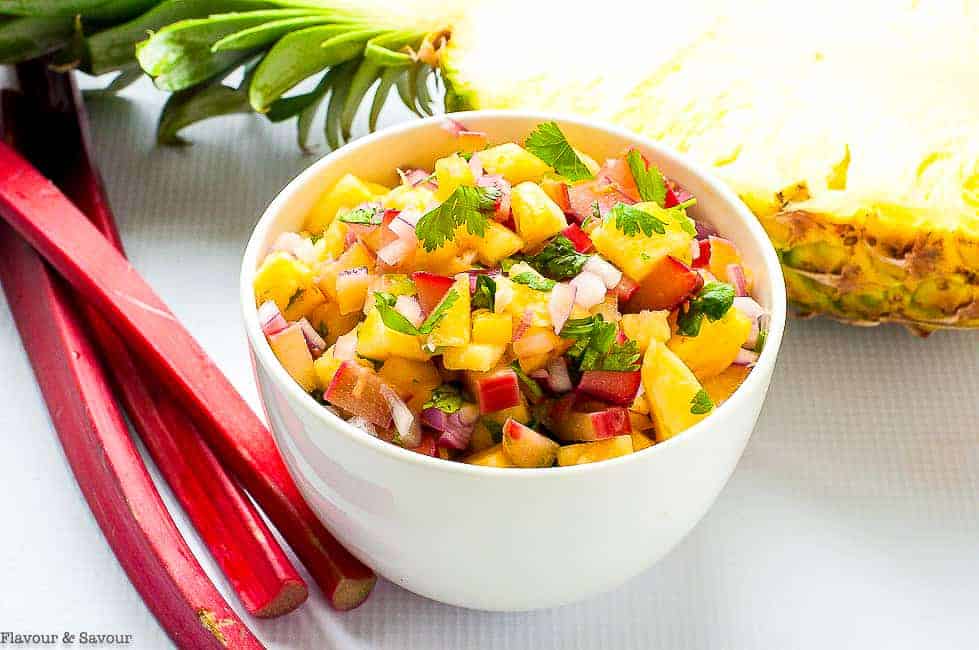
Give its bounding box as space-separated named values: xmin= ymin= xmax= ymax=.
xmin=253 ymin=120 xmax=769 ymax=468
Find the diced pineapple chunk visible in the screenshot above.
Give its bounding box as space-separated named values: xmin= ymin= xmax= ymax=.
xmin=478 ymin=143 xmax=552 ymax=184
xmin=318 ymin=241 xmax=375 ymax=302
xmin=307 ymin=301 xmax=359 ymax=346
xmin=434 ymin=153 xmax=476 ymax=201
xmin=708 ymin=236 xmax=752 ymax=290
xmin=319 ymin=219 xmax=348 ymax=260
xmin=378 ymin=358 xmax=441 ymax=411
xmin=442 ymin=344 xmax=505 ymax=371
xmin=469 ymin=420 xmax=498 ymax=453
xmin=313 ymin=347 xmax=343 ymax=390
xmin=701 ymin=364 xmax=751 ymax=406
xmin=667 ymin=308 xmax=752 ymax=380
xmin=642 ymin=341 xmax=710 ymax=441
xmin=467 ymin=221 xmax=524 ymax=265
xmin=621 ymin=310 xmax=672 ymax=352
xmin=428 ymin=277 xmax=471 ymax=347
xmin=557 ymin=436 xmax=634 ymax=466
xmin=510 ymin=182 xmax=568 ymax=248
xmin=306 ymin=174 xmax=388 ymax=233
xmin=356 ymin=309 xmax=431 ymax=361
xmin=282 ymin=285 xmax=326 ymax=321
xmin=335 ymin=269 xmax=370 ymax=314
xmin=268 ymin=325 xmax=317 ymax=392
xmin=382 ymin=184 xmax=436 ymax=212
xmin=471 ymin=310 xmax=513 ymax=346
xmin=254 ymin=252 xmax=316 ymax=312
xmin=590 ymin=202 xmax=693 ymax=282
xmin=631 ymin=430 xmax=655 ymax=452
xmin=465 ymin=443 xmax=514 ymax=468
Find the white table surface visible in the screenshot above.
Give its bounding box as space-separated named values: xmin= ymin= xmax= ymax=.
xmin=1 ymin=78 xmax=977 ymax=650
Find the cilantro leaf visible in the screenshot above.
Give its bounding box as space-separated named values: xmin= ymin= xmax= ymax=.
xmin=373 ymin=289 xmax=460 ymax=336
xmin=500 ymin=257 xmax=520 ymax=273
xmin=510 ymin=361 xmax=544 ymax=402
xmin=609 ymin=202 xmax=667 ymax=237
xmin=524 ymin=121 xmax=593 ymax=182
xmin=416 ymin=185 xmax=500 ymax=251
xmin=559 ymin=315 xmax=641 ymax=372
xmin=626 ymin=149 xmax=667 ymax=206
xmin=676 ymin=282 xmax=736 ymax=337
xmin=339 ymin=206 xmax=382 ymax=225
xmin=523 ymin=235 xmax=589 ymax=280
xmin=481 ymin=418 xmax=504 ymax=443
xmin=510 ymin=272 xmax=556 ymax=292
xmin=471 ymin=274 xmax=496 ymax=311
xmin=690 ymin=389 xmax=714 ymax=415
xmin=424 ymin=385 xmax=463 ymax=414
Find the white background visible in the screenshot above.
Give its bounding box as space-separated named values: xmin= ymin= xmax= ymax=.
xmin=1 ymin=78 xmax=977 ymax=649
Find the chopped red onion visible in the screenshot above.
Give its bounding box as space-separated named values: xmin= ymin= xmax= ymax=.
xmin=733 ymin=296 xmax=765 ymax=320
xmin=583 ymin=256 xmax=622 ymax=289
xmin=333 ymin=330 xmax=357 ymax=361
xmin=380 ymin=384 xmax=420 ymax=448
xmin=733 ymin=348 xmax=759 ymax=367
xmin=347 ymin=416 xmax=378 ymax=437
xmin=441 ymin=117 xmax=487 ymax=141
xmin=468 ymin=153 xmax=484 ymax=178
xmin=296 ymin=318 xmax=326 ymax=357
xmin=377 ymin=238 xmax=414 ymax=266
xmin=494 ymin=280 xmax=514 ymax=313
xmin=690 ymin=239 xmax=702 ymax=263
xmin=529 ymin=369 xmax=549 ymax=380
xmin=570 ymin=271 xmax=606 ymax=309
xmin=257 ymin=300 xmax=288 ymax=337
xmin=395 ymin=295 xmax=424 ymax=328
xmin=546 ymin=357 xmax=573 ymax=393
xmin=727 ymin=264 xmax=748 ymax=296
xmin=513 ymin=330 xmax=556 ymax=357
xmin=548 ymin=282 xmax=576 ymax=334
xmin=271 ymin=232 xmax=316 ymax=264
xmin=421 ymin=407 xmax=448 ymax=431
xmin=398 ymin=207 xmax=423 ymax=227
xmin=389 ymin=216 xmax=418 ymax=243
xmin=694 ymin=220 xmax=716 ymax=240
xmin=399 ymin=168 xmax=436 ymax=189
xmin=423 ymin=406 xmax=475 ymax=450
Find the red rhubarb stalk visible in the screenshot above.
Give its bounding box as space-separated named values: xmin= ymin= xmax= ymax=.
xmin=13 ymin=64 xmax=308 ymax=617
xmin=0 ymin=96 xmax=261 ymax=649
xmin=0 ymin=83 xmax=375 ymax=610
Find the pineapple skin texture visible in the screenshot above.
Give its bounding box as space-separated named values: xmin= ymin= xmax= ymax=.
xmin=440 ymin=1 xmax=979 ymax=333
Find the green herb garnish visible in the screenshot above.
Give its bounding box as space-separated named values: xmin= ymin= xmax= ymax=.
xmin=285 ymin=288 xmax=305 ymax=310
xmin=676 ymin=282 xmax=736 ymax=337
xmin=510 ymin=361 xmax=544 ymax=402
xmin=424 ymin=385 xmax=463 ymax=414
xmin=523 ymin=235 xmax=589 ymax=280
xmin=416 ymin=185 xmax=500 ymax=251
xmin=559 ymin=315 xmax=641 ymax=372
xmin=626 ymin=149 xmax=667 ymax=206
xmin=609 ymin=202 xmax=667 ymax=237
xmin=471 ymin=274 xmax=497 ymax=311
xmin=339 ymin=206 xmax=383 ymax=225
xmin=373 ymin=289 xmax=460 ymax=336
xmin=524 ymin=121 xmax=593 ymax=182
xmin=510 ymin=272 xmax=556 ymax=292
xmin=482 ymin=419 xmax=504 ymax=443
xmin=690 ymin=389 xmax=714 ymax=415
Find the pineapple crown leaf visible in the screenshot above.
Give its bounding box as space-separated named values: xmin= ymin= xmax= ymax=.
xmin=0 ymin=1 xmax=447 ymax=150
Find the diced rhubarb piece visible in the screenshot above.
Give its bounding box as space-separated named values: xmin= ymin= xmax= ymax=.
xmin=590 ymin=407 xmax=633 ymax=438
xmin=692 ymin=239 xmax=711 ymax=268
xmin=502 ymin=418 xmax=559 ymax=468
xmin=561 ymin=223 xmax=593 ymax=253
xmin=624 ymin=256 xmax=703 ymax=312
xmin=547 ymin=406 xmax=632 ymax=442
xmin=577 ymin=370 xmax=642 ymax=406
xmin=407 ymin=432 xmax=437 ymax=457
xmin=411 ymin=271 xmax=454 ymax=315
xmin=612 ymin=275 xmax=639 ymax=302
xmin=567 ymin=179 xmax=634 ymax=222
xmin=475 ymin=368 xmax=522 ymax=414
xmin=664 ymin=179 xmax=694 ymax=208
xmin=324 ymin=361 xmax=394 ymax=428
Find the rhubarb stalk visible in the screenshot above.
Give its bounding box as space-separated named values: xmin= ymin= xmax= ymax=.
xmin=13 ymin=62 xmax=310 ymax=619
xmin=0 ymin=75 xmax=376 ymax=611
xmin=0 ymin=93 xmax=261 ymax=650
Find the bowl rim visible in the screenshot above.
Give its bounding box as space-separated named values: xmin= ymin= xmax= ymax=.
xmin=240 ymin=109 xmax=787 ymax=479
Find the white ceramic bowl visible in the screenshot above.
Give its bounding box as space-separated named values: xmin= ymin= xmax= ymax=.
xmin=241 ymin=111 xmax=786 ymax=611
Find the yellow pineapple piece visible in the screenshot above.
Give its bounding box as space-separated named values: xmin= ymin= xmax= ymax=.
xmin=469 ymin=420 xmax=498 ymax=453
xmin=378 ymin=358 xmax=441 ymax=411
xmin=642 ymin=341 xmax=711 ymax=441
xmin=557 ymin=436 xmax=634 ymax=466
xmin=465 ymin=443 xmax=514 ymax=468
xmin=590 ymin=202 xmax=693 ymax=282
xmin=268 ymin=325 xmax=317 ymax=392
xmin=701 ymin=365 xmax=751 ymax=406
xmin=306 ymin=174 xmax=388 ymax=234
xmin=313 ymin=347 xmax=343 ymax=390
xmin=428 ymin=277 xmax=471 ymax=347
xmin=356 ymin=309 xmax=431 ymax=361
xmin=501 ymin=275 xmax=551 ymax=327
xmin=434 ymin=153 xmax=476 ymax=201
xmin=442 ymin=343 xmax=505 ymax=371
xmin=471 ymin=310 xmax=513 ymax=346
xmin=466 ymin=221 xmax=524 ymax=265
xmin=478 ymin=142 xmax=552 ymax=184
xmin=510 ymin=181 xmax=568 ymax=248
xmin=382 ymin=184 xmax=436 ymax=212
xmin=254 ymin=252 xmax=316 ymax=311
xmin=621 ymin=310 xmax=672 ymax=352
xmin=667 ymin=308 xmax=752 ymax=380
xmin=318 ymin=219 xmax=348 ymax=260
xmin=335 ymin=269 xmax=370 ymax=315
xmin=282 ymin=285 xmax=326 ymax=322
xmin=631 ymin=430 xmax=655 ymax=452
xmin=708 ymin=236 xmax=752 ymax=291
xmin=317 ymin=241 xmax=374 ymax=302
xmin=307 ymin=301 xmax=359 ymax=346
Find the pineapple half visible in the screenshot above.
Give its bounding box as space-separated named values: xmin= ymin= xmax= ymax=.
xmin=2 ymin=0 xmax=977 ymax=332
